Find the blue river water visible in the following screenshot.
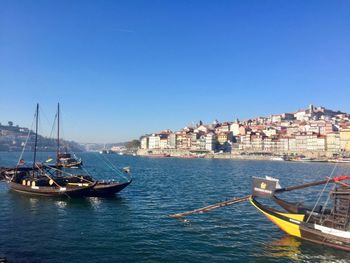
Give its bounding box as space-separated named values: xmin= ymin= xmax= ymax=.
xmin=1 ymin=152 xmax=350 ymax=262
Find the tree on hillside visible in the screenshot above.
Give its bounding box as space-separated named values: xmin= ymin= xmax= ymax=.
xmin=126 ymin=140 xmax=140 ymax=150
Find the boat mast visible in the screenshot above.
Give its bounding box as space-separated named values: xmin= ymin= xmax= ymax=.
xmin=33 ymin=103 xmax=39 ymax=169
xmin=57 ymin=102 xmax=60 ymax=166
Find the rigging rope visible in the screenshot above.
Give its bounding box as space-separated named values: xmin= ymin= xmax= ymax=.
xmin=306 ymin=161 xmax=340 ymax=223
xmin=41 ymin=164 xmax=94 ymax=183
xmin=36 ymin=164 xmax=72 ymax=199
xmin=80 ymin=165 xmax=93 ymax=178
xmin=92 ymin=152 xmax=130 ymax=181
xmin=49 ymin=112 xmax=58 ymax=141
xmin=17 ymin=114 xmax=36 ymax=166
xmin=319 ymin=184 xmax=336 ymax=224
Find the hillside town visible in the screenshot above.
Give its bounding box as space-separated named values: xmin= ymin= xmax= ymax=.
xmin=138 ymin=105 xmax=350 ymax=159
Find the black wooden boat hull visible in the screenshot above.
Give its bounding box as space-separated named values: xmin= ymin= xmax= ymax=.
xmin=272 ymin=195 xmax=331 ymax=216
xmin=9 ymin=181 xmax=96 ymax=197
xmin=85 ymin=180 xmax=132 ymax=197
xmin=250 ymin=196 xmax=350 ymax=251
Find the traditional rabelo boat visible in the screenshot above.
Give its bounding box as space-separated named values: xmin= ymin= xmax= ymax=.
xmin=55 ymin=104 xmax=82 ymax=169
xmin=1 ymin=103 xmax=132 ymax=197
xmin=1 ymin=104 xmax=96 ymax=197
xmin=169 ymin=173 xmax=350 ymax=251
xmin=1 ymin=165 xmax=133 ymax=197
xmin=250 ymin=175 xmax=350 ymax=251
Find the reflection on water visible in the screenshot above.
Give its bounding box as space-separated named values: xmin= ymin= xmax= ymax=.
xmin=267 ymin=236 xmax=302 ymax=261
xmin=55 ymin=200 xmax=68 ymax=209
xmin=28 ymin=197 xmax=39 ymax=210
xmin=266 ymin=235 xmax=350 ymax=262
xmin=88 ymin=197 xmax=102 ymax=209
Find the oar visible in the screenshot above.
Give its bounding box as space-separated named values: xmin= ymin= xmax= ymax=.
xmin=169 ymin=195 xmax=251 ymax=218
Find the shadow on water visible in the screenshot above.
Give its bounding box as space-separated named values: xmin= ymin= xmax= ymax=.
xmin=7 ymin=189 xmax=130 ymax=209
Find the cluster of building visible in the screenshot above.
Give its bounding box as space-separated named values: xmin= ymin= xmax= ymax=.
xmin=0 ymin=122 xmax=30 ymax=151
xmin=139 ymin=105 xmax=350 ymax=157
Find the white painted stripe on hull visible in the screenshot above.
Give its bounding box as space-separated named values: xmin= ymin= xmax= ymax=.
xmin=314 ymin=224 xmax=350 ymax=239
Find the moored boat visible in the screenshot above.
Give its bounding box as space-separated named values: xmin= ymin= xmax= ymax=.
xmin=329 ymin=157 xmax=350 ymax=163
xmin=58 ymin=152 xmax=82 ymax=168
xmin=1 ymin=104 xmax=96 ymax=197
xmin=289 ymin=156 xmax=314 ymax=162
xmin=146 ymin=153 xmax=171 ymax=158
xmin=2 ymin=103 xmax=132 ymax=198
xmin=288 ymin=156 xmax=327 ymax=163
xmin=270 ymin=156 xmax=285 ymax=161
xmin=3 ymin=166 xmax=96 ymax=197
xmin=168 ymin=161 xmax=350 ymax=252
xmin=250 ymin=175 xmax=350 ymax=251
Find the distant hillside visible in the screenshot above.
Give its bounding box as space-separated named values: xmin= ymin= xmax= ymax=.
xmin=0 ymin=122 xmax=85 ymax=152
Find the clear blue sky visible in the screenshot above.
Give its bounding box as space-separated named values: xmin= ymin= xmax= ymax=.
xmin=1 ymin=0 xmax=349 ymax=143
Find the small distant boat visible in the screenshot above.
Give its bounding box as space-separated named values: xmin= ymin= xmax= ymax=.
xmin=58 ymin=152 xmax=82 ymax=168
xmin=307 ymin=159 xmax=328 ymax=162
xmin=178 ymin=154 xmax=205 ymax=159
xmin=289 ymin=156 xmax=327 ymax=163
xmin=99 ymin=149 xmax=115 ymax=154
xmin=270 ymin=156 xmax=285 ymax=161
xmin=289 ymin=156 xmax=319 ymax=162
xmin=290 ymin=157 xmax=312 ymax=162
xmin=329 ymin=157 xmax=350 ymax=163
xmin=146 ymin=153 xmax=171 ymax=158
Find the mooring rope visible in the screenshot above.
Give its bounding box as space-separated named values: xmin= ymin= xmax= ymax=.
xmin=92 ymin=152 xmax=130 ymax=181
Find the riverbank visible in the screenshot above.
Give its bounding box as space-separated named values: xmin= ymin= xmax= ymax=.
xmin=136 ymin=149 xmax=336 ymax=162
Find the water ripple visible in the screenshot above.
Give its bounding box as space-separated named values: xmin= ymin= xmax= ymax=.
xmin=1 ymin=153 xmax=350 ymax=262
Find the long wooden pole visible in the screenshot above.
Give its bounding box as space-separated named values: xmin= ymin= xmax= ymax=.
xmin=169 ymin=195 xmax=251 ymax=218
xmin=275 ymin=176 xmax=350 ymax=193
xmin=168 ymin=176 xmax=350 ymax=219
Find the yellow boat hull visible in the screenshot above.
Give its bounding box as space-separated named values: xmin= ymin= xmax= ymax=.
xmin=250 ymin=196 xmax=305 ymax=238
